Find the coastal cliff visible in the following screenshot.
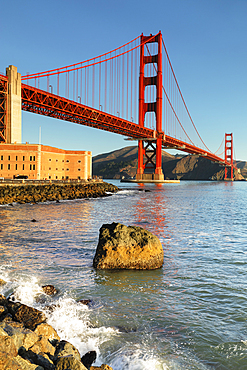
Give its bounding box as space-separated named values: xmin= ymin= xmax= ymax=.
xmin=93 ymin=146 xmax=245 ymax=180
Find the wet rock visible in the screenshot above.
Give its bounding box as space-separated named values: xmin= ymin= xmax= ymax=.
xmin=44 ymin=304 xmax=60 ymax=313
xmin=93 ymin=222 xmax=164 ymax=270
xmin=0 ymin=321 xmax=39 ymax=352
xmin=115 ymin=325 xmax=137 ymax=333
xmin=54 ymin=340 xmax=81 ymax=362
xmin=0 ymin=305 xmax=7 ymax=318
xmin=0 ymin=321 xmax=25 ymax=352
xmin=1 ymin=313 xmax=13 ymax=322
xmin=77 ymin=299 xmax=93 ymax=306
xmin=20 ymin=349 xmax=55 ymax=370
xmin=31 ymin=219 xmax=37 ymax=222
xmin=42 ymin=285 xmax=59 ymax=296
xmin=55 ymin=356 xmax=87 ymax=370
xmin=15 ymin=354 xmax=44 ymax=369
xmin=0 ymin=293 xmax=8 ymax=306
xmin=13 ymin=303 xmax=47 ymax=330
xmin=6 ymin=296 xmax=23 ymax=317
xmin=81 ymin=350 xmax=97 ymax=369
xmin=0 ymin=333 xmax=18 ymax=358
xmin=28 ymin=335 xmax=55 ymax=356
xmin=0 ymin=182 xmax=118 ymax=205
xmin=34 ymin=323 xmax=60 ymax=342
xmin=0 ymin=295 xmax=114 ymax=370
xmin=22 ymin=330 xmax=40 ymax=351
xmin=0 ymin=353 xmax=21 ymax=370
xmin=0 ymin=278 xmax=7 ymax=286
xmin=90 ymin=365 xmax=113 ymax=370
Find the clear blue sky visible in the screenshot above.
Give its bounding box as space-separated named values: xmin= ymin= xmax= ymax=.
xmin=2 ymin=0 xmax=247 ymax=160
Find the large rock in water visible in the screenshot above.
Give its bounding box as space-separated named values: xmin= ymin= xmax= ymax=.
xmin=93 ymin=222 xmax=163 ymax=269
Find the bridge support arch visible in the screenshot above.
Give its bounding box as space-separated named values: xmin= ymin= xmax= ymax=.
xmin=136 ymin=32 xmax=164 ymax=181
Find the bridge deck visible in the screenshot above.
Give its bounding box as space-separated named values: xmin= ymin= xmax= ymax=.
xmin=21 ymin=84 xmax=230 ymax=167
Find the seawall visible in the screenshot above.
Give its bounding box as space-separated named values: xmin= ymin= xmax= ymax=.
xmin=0 ymin=181 xmax=119 ymax=205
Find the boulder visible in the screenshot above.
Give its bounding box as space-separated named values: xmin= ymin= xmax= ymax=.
xmin=28 ymin=335 xmax=55 ymax=356
xmin=20 ymin=349 xmax=55 ymax=370
xmin=90 ymin=366 xmax=113 ymax=370
xmin=0 ymin=278 xmax=7 ymax=286
xmin=0 ymin=353 xmax=21 ymax=370
xmin=93 ymin=223 xmax=164 ymax=269
xmin=13 ymin=303 xmax=47 ymax=330
xmin=54 ymin=340 xmax=81 ymax=363
xmin=55 ymin=356 xmax=87 ymax=370
xmin=15 ymin=355 xmax=44 ymax=369
xmin=34 ymin=323 xmax=60 ymax=342
xmin=0 ymin=333 xmax=18 ymax=357
xmin=0 ymin=305 xmax=7 ymax=318
xmin=42 ymin=285 xmax=58 ymax=296
xmin=0 ymin=321 xmax=40 ymax=352
xmin=0 ymin=321 xmax=26 ymax=352
xmin=81 ymin=350 xmax=96 ymax=369
xmin=0 ymin=294 xmax=8 ymax=306
xmin=77 ymin=299 xmax=93 ymax=307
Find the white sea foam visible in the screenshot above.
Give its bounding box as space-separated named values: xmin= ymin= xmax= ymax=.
xmin=7 ymin=276 xmax=43 ymax=306
xmin=109 ymin=345 xmax=169 ymax=370
xmin=45 ymin=296 xmax=118 ymax=364
xmin=117 ymin=189 xmax=137 ymax=195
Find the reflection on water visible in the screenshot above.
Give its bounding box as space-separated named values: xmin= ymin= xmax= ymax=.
xmin=0 ymin=181 xmax=247 ymax=369
xmin=134 ymin=185 xmax=168 ymax=239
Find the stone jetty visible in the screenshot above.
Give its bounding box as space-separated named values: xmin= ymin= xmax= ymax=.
xmin=0 ymin=182 xmax=118 ymax=205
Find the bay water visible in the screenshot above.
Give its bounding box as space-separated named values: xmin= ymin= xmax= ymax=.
xmin=0 ymin=180 xmax=247 ymax=369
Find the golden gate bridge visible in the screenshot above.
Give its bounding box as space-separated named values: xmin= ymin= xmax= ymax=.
xmin=0 ymin=32 xmax=235 ymax=180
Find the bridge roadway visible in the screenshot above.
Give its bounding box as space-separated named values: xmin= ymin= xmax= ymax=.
xmin=21 ymin=84 xmax=230 ymax=168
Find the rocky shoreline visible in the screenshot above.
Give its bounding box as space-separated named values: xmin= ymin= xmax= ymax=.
xmin=0 ymin=280 xmax=112 ymax=370
xmin=0 ymin=182 xmax=119 ymax=205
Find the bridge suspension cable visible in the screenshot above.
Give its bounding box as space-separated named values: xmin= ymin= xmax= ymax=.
xmin=20 ymin=31 xmax=226 ymax=163
xmin=161 ymin=38 xmax=212 ymax=153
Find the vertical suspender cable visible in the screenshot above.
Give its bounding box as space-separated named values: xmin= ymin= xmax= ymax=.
xmin=57 ymin=71 xmax=59 ymax=96
xmin=105 ymin=55 xmax=107 ymax=113
xmin=80 ymin=63 xmax=82 ymax=103
xmin=126 ymin=44 xmax=129 ymax=119
xmin=122 ymin=47 xmax=125 ymax=118
xmin=99 ymin=57 xmax=101 ymax=109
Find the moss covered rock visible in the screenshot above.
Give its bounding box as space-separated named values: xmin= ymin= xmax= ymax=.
xmin=93 ymin=222 xmax=164 ymax=270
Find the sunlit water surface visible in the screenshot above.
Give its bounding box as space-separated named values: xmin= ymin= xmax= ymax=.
xmin=0 ymin=180 xmax=247 ymax=369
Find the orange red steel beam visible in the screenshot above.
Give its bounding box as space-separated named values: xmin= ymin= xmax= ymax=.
xmin=21 ymin=83 xmax=232 ymax=169
xmin=21 ymin=84 xmax=155 ymax=139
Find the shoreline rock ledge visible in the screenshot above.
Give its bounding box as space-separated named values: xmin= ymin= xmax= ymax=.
xmin=93 ymin=222 xmax=164 ymax=270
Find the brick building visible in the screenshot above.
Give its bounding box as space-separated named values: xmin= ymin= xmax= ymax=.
xmin=0 ymin=143 xmax=92 ymax=180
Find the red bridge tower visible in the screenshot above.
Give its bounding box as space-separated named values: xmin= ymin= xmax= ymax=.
xmin=224 ymin=133 xmax=234 ymax=180
xmin=136 ymin=32 xmax=164 ymax=181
